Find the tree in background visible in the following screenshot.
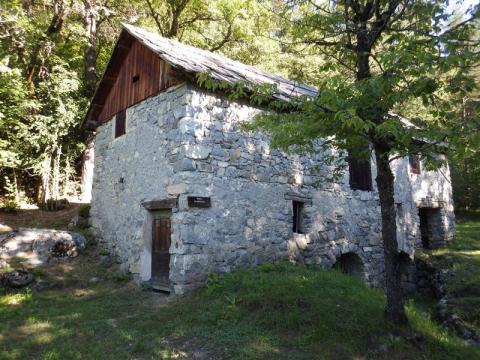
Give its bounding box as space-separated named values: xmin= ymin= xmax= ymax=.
xmin=0 ymin=0 xmax=85 ymax=205
xmin=240 ymin=0 xmax=479 ymax=323
xmin=0 ymin=0 xmax=281 ymax=205
xmin=450 ymin=16 xmax=480 ymax=210
xmin=451 ymin=95 xmax=480 ymax=210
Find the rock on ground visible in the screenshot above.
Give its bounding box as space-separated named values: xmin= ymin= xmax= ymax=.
xmin=0 ymin=228 xmax=87 ymax=267
xmin=1 ymin=269 xmax=34 ymax=288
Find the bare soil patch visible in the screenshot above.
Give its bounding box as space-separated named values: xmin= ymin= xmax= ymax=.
xmin=0 ymin=203 xmax=82 ymax=231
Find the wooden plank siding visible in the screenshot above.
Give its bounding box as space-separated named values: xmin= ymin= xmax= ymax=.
xmin=98 ymin=39 xmax=178 ymax=123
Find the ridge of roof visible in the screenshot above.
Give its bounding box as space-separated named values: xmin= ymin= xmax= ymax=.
xmin=121 ymin=23 xmax=318 ymax=101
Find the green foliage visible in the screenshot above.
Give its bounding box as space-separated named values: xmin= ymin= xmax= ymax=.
xmin=0 ymin=0 xmax=284 ymax=204
xmin=198 ymin=1 xmax=479 ymax=169
xmin=0 ymin=199 xmax=19 ymax=213
xmin=450 ymin=95 xmax=480 ymax=209
xmin=78 ymin=204 xmax=91 ymax=219
xmin=112 ymin=271 xmax=131 ymax=283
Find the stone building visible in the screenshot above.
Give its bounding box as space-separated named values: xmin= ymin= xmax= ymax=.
xmin=84 ymin=24 xmax=455 ymax=294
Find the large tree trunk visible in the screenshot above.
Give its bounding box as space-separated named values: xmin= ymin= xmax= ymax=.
xmin=354 ymin=20 xmax=407 ymax=323
xmin=374 ymin=145 xmax=408 ymax=324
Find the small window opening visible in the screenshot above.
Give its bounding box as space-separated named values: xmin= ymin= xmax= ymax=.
xmin=115 ymin=110 xmax=126 ymax=138
xmin=409 ymin=154 xmax=421 ymax=174
xmin=348 ymin=151 xmax=372 ymax=191
xmin=292 ymin=201 xmax=304 ymax=234
xmin=132 ymin=74 xmax=140 ymax=83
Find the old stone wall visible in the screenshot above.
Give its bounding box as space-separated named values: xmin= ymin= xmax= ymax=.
xmin=90 ymin=85 xmax=189 ymax=277
xmin=90 ymin=84 xmax=455 ymax=294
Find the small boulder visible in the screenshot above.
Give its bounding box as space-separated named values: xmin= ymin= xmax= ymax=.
xmin=1 ymin=269 xmax=34 ymax=288
xmin=2 ymin=229 xmax=87 ymax=266
xmin=68 ymin=214 xmax=80 ymax=229
xmin=100 ymin=255 xmax=112 ymax=265
xmin=68 ymin=214 xmax=89 ymax=229
xmin=33 ymin=280 xmax=51 ymax=292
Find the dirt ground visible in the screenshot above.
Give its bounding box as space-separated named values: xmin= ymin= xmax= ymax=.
xmin=0 ymin=203 xmax=82 ymax=232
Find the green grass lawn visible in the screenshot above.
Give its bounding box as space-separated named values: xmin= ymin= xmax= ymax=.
xmin=1 ymin=257 xmax=479 ymax=360
xmin=1 ymin=215 xmax=480 ymax=359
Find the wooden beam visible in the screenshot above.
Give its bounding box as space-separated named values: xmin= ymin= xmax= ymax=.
xmin=142 ymin=198 xmax=178 ymax=210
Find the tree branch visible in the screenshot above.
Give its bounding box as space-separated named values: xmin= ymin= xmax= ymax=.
xmin=144 ymin=0 xmax=165 ymax=36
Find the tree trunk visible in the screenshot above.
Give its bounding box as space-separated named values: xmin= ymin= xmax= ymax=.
xmin=25 ymin=0 xmax=65 ymax=86
xmin=40 ymin=154 xmax=52 ymax=205
xmin=80 ymin=135 xmax=95 ymax=202
xmin=12 ymin=169 xmax=20 ymax=204
xmin=374 ymin=145 xmax=408 ymax=324
xmin=79 ymin=0 xmax=97 ymax=203
xmin=354 ymin=21 xmax=407 ymax=324
xmin=52 ymin=146 xmax=62 ymax=200
xmin=83 ymin=0 xmax=97 ymax=98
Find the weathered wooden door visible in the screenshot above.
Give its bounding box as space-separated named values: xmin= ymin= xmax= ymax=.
xmin=151 ymin=211 xmax=171 ymax=290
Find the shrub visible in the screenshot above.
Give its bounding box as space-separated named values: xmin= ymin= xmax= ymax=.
xmin=39 ymin=199 xmax=70 ymax=211
xmin=1 ymin=199 xmax=19 ymax=213
xmin=113 ymin=271 xmax=131 ymax=283
xmin=78 ymin=204 xmax=91 ymax=218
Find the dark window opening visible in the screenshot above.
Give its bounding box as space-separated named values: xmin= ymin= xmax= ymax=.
xmin=132 ymin=74 xmax=140 ymax=83
xmin=292 ymin=201 xmax=304 ymax=234
xmin=115 ymin=110 xmax=126 ymax=138
xmin=348 ymin=152 xmax=372 ymax=191
xmin=409 ymin=154 xmax=421 ymax=174
xmin=418 ymin=207 xmax=443 ymax=249
xmin=418 ymin=208 xmax=432 ymax=249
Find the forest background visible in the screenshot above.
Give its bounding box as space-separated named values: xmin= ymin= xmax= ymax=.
xmin=0 ymin=0 xmax=478 ymax=210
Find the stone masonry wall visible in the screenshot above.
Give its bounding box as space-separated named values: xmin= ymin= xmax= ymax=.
xmin=90 ymin=83 xmax=455 ymax=294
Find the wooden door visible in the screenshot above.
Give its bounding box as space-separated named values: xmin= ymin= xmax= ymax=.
xmin=151 ymin=211 xmax=171 ymax=290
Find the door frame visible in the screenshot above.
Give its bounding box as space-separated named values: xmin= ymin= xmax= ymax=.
xmin=140 ymin=199 xmax=177 ymax=289
xmin=150 ymin=209 xmax=172 ymax=291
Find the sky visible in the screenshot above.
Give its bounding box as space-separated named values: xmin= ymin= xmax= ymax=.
xmin=447 ymin=0 xmax=479 ymax=18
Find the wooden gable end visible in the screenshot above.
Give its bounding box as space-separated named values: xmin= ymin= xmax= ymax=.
xmin=96 ymin=37 xmax=179 ymax=123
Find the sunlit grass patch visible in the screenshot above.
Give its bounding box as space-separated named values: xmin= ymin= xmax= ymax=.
xmin=0 ymin=288 xmax=33 ymax=306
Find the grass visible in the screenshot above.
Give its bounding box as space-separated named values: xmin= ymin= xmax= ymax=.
xmin=1 ymin=256 xmax=479 ymax=360
xmin=431 ymin=211 xmax=480 ymax=332
xmin=1 ymin=210 xmax=480 ymax=359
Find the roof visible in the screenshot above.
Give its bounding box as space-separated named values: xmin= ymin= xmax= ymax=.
xmin=122 ymin=24 xmax=318 ymax=101
xmin=83 ymin=24 xmax=318 ymax=128
xmin=84 ymin=24 xmax=422 ymax=136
